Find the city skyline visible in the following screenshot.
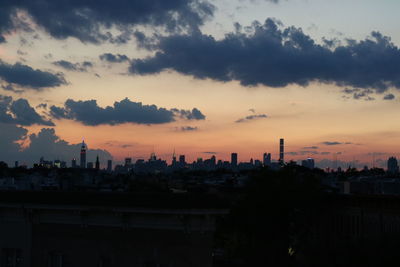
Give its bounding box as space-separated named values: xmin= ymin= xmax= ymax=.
xmin=6 ymin=137 xmax=396 ymax=171
xmin=1 ymin=1 xmax=400 ymax=168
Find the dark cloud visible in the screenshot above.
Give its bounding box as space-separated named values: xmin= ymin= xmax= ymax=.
xmin=23 ymin=128 xmax=112 ymax=163
xmin=53 ymin=60 xmax=93 ymax=72
xmin=173 ymin=108 xmax=206 ymax=120
xmin=130 ymin=19 xmax=400 ymax=92
xmin=321 ymin=141 xmax=353 ymax=146
xmin=36 ymin=103 xmax=47 ymax=109
xmin=104 ymin=141 xmax=135 ymax=149
xmin=0 ymin=0 xmax=215 ymax=43
xmin=303 ymin=146 xmax=318 ymax=149
xmin=342 ymin=88 xmax=376 ymax=101
xmin=321 ymin=141 xmax=342 ymax=146
xmin=383 ymin=93 xmax=395 ymax=100
xmin=0 ymin=95 xmax=54 ymax=126
xmin=49 ymin=105 xmax=70 ymax=120
xmin=235 ymin=114 xmax=268 ymax=123
xmin=99 ymin=53 xmax=130 ymax=63
xmin=180 ymin=126 xmax=198 ymax=131
xmin=286 ymin=151 xmax=319 ymax=156
xmin=0 ymin=123 xmax=28 ymax=163
xmin=0 ymin=126 xmax=112 ymax=167
xmin=0 ymin=60 xmax=66 ymax=90
xmin=133 ymin=31 xmax=159 ymax=50
xmin=50 ymin=98 xmax=206 ymax=126
xmin=1 ymin=84 xmax=22 ymax=93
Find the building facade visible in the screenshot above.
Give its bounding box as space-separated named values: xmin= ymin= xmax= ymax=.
xmin=0 ymin=192 xmax=228 ymax=267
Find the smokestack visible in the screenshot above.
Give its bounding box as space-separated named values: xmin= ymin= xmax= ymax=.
xmin=279 ymin=138 xmax=284 ymax=165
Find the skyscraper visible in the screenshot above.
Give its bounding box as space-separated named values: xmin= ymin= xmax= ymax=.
xmin=263 ymin=153 xmax=271 ymax=166
xmin=71 ymin=158 xmax=77 ymax=168
xmin=279 ymin=138 xmax=284 ymax=165
xmin=387 ymin=157 xmax=399 ymax=174
xmin=107 ymin=160 xmax=112 ymax=172
xmin=80 ymin=140 xmax=86 ymax=169
xmin=302 ymin=158 xmax=315 ymax=169
xmin=179 ymin=155 xmax=186 ymax=166
xmin=95 ymin=155 xmax=100 ymax=170
xmin=231 ymin=153 xmax=238 ymax=167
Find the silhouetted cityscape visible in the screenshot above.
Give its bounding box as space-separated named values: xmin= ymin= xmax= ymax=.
xmin=1 ymin=1 xmax=400 ymax=265
xmin=9 ymin=137 xmax=399 ymax=175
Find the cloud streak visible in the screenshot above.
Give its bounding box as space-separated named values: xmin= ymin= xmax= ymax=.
xmin=321 ymin=141 xmax=353 ymax=146
xmin=235 ymin=114 xmax=268 ymax=123
xmin=53 ymin=60 xmax=93 ymax=72
xmin=99 ymin=53 xmax=130 ymax=63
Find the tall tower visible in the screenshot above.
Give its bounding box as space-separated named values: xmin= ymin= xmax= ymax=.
xmin=80 ymin=140 xmax=87 ymax=169
xmin=279 ymin=138 xmax=284 ymax=165
xmin=231 ymin=153 xmax=238 ymax=167
xmin=95 ymin=155 xmax=100 ymax=170
xmin=172 ymin=149 xmax=177 ymax=166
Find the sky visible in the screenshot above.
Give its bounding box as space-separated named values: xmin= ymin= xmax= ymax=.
xmin=1 ymin=0 xmax=400 ymax=168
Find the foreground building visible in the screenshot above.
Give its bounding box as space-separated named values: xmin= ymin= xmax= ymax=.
xmin=0 ymin=191 xmax=228 ymax=267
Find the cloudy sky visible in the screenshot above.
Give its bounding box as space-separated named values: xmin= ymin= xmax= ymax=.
xmin=1 ymin=0 xmax=400 ymax=168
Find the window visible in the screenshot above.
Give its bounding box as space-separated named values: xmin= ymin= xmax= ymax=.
xmin=1 ymin=248 xmax=23 ymax=267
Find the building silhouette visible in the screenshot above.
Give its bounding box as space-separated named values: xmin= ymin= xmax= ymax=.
xmin=231 ymin=153 xmax=238 ymax=167
xmin=263 ymin=153 xmax=271 ymax=166
xmin=279 ymin=138 xmax=284 ymax=165
xmin=80 ymin=140 xmax=86 ymax=169
xmin=302 ymin=158 xmax=315 ymax=169
xmin=0 ymin=191 xmax=228 ymax=267
xmin=172 ymin=150 xmax=177 ymax=166
xmin=95 ymin=155 xmax=100 ymax=170
xmin=71 ymin=158 xmax=77 ymax=168
xmin=107 ymin=160 xmax=112 ymax=172
xmin=179 ymin=155 xmax=186 ymax=167
xmin=388 ymin=157 xmax=399 ymax=174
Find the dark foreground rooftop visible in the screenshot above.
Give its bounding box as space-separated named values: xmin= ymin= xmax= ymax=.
xmin=0 ymin=190 xmax=230 ymax=209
